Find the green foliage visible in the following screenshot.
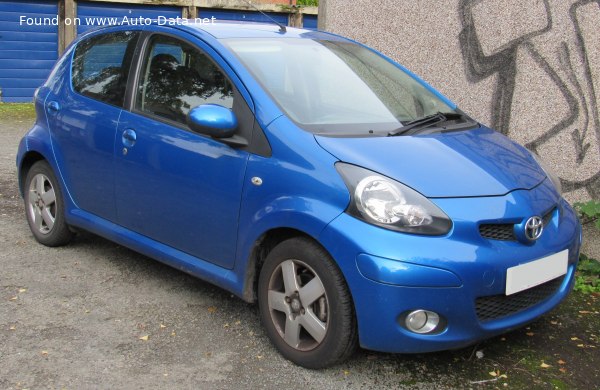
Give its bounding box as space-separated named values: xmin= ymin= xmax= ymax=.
xmin=297 ymin=0 xmax=318 ymax=6
xmin=575 ymin=254 xmax=600 ymax=294
xmin=574 ymin=200 xmax=600 ymax=230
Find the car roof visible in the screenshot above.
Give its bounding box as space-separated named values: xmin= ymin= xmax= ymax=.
xmin=77 ymin=20 xmax=342 ymax=45
xmin=173 ymin=20 xmax=333 ymax=40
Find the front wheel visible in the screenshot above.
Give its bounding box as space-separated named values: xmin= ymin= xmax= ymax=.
xmin=23 ymin=161 xmax=73 ymax=247
xmin=258 ymin=237 xmax=357 ymax=368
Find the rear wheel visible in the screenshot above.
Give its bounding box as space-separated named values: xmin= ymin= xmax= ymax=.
xmin=258 ymin=237 xmax=357 ymax=368
xmin=24 ymin=161 xmax=73 ymax=246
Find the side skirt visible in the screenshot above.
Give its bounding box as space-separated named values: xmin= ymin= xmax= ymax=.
xmin=67 ymin=209 xmax=245 ymax=299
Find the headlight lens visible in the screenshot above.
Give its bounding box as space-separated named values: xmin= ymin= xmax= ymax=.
xmin=336 ymin=163 xmax=452 ymax=235
xmin=532 ymin=153 xmax=562 ymax=195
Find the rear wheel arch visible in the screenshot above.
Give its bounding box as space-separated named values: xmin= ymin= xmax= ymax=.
xmin=23 ymin=160 xmax=73 ymax=246
xmin=19 ymin=151 xmax=46 ymax=196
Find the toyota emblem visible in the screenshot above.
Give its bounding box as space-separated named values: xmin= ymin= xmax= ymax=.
xmin=524 ymin=216 xmax=543 ymax=241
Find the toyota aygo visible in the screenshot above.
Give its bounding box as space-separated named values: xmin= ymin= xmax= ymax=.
xmin=16 ymin=21 xmax=582 ymax=368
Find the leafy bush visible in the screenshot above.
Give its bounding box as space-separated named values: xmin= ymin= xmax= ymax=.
xmin=575 ymin=254 xmax=600 ymax=294
xmin=574 ymin=200 xmax=600 ymax=230
xmin=573 ymin=200 xmax=600 ymax=294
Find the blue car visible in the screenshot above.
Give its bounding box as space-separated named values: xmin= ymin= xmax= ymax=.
xmin=16 ymin=21 xmax=581 ymax=368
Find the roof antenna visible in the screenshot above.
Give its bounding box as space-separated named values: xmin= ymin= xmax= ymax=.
xmin=242 ymin=0 xmax=287 ymax=33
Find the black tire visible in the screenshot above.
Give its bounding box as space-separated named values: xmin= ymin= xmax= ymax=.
xmin=258 ymin=237 xmax=357 ymax=368
xmin=23 ymin=161 xmax=73 ymax=247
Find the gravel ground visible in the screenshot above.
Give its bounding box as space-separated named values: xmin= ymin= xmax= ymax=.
xmin=1 ymin=111 xmax=598 ymax=389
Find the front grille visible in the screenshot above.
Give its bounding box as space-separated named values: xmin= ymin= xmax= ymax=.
xmin=542 ymin=207 xmax=556 ymax=226
xmin=479 ymin=223 xmax=515 ymax=241
xmin=475 ymin=277 xmax=563 ymax=322
xmin=478 ymin=207 xmax=557 ymax=242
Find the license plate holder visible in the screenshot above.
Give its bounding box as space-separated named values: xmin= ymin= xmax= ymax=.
xmin=505 ymin=249 xmax=568 ymax=295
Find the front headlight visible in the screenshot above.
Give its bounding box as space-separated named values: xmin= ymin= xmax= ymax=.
xmin=336 ymin=163 xmax=452 ymax=235
xmin=531 ymin=153 xmax=562 ymax=195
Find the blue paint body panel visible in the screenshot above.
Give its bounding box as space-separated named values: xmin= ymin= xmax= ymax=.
xmin=188 ymin=104 xmax=238 ymax=133
xmin=315 ymin=127 xmax=546 ymax=198
xmin=0 ymin=0 xmax=58 ymax=102
xmin=115 ymin=109 xmax=248 ymax=269
xmin=16 ymin=22 xmax=582 ymax=357
xmin=356 ymin=253 xmax=462 ymax=287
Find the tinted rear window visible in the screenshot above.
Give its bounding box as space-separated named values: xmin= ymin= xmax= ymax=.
xmin=72 ymin=31 xmax=140 ymax=107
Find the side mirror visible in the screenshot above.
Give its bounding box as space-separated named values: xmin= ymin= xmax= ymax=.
xmin=186 ymin=104 xmax=238 ymax=139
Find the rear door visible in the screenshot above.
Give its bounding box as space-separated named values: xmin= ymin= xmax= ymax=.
xmin=114 ymin=33 xmax=250 ymax=269
xmin=47 ymin=30 xmax=140 ymax=222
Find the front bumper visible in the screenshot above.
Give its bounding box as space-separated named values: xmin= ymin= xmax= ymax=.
xmin=318 ymin=183 xmax=581 ymax=353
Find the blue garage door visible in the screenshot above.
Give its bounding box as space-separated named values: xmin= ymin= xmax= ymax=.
xmin=200 ymin=8 xmax=288 ymax=26
xmin=77 ymin=1 xmax=181 ymax=35
xmin=304 ymin=14 xmax=318 ymax=30
xmin=0 ymin=0 xmax=58 ymax=102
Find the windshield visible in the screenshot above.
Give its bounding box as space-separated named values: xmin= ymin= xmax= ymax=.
xmin=223 ymin=38 xmax=457 ymax=135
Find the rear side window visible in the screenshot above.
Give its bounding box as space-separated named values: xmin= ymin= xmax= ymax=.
xmin=72 ymin=31 xmax=140 ymax=107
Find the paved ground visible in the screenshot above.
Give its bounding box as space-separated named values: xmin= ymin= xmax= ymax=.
xmin=1 ymin=110 xmax=598 ymax=389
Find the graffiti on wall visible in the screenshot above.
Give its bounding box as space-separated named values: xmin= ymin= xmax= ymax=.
xmin=459 ymin=0 xmax=600 ymax=198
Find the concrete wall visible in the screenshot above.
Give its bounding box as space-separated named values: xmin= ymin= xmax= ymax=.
xmin=320 ymin=0 xmax=600 ymax=202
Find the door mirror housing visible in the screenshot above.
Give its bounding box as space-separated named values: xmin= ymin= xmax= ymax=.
xmin=187 ymin=104 xmax=238 ymax=139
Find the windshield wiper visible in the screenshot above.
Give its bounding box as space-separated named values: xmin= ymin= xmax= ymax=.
xmin=388 ymin=112 xmax=461 ymax=136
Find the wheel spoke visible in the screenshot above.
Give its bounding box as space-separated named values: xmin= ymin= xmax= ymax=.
xmin=300 ymin=310 xmax=327 ymax=343
xmin=41 ymin=188 xmax=55 ymax=206
xmin=35 ymin=175 xmax=44 ymax=195
xmin=268 ymin=290 xmax=290 ymax=314
xmin=284 ymin=316 xmax=301 ymax=348
xmin=28 ymin=190 xmax=38 ymax=208
xmin=298 ymin=276 xmax=325 ymax=306
xmin=41 ymin=207 xmax=55 ymax=230
xmin=281 ymin=260 xmax=299 ymax=295
xmin=33 ymin=207 xmax=43 ymax=230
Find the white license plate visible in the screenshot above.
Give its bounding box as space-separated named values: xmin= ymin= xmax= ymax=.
xmin=505 ymin=249 xmax=568 ymax=295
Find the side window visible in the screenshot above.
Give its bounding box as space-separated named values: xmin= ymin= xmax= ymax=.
xmin=72 ymin=31 xmax=140 ymax=107
xmin=136 ymin=35 xmax=234 ymax=125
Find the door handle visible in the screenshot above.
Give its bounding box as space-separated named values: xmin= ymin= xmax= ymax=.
xmin=46 ymin=101 xmax=61 ymax=115
xmin=121 ymin=129 xmax=137 ymax=148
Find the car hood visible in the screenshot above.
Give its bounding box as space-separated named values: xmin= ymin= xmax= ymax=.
xmin=315 ymin=126 xmax=546 ymax=198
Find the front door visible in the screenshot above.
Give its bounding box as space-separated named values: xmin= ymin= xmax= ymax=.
xmin=115 ymin=34 xmax=249 ymax=269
